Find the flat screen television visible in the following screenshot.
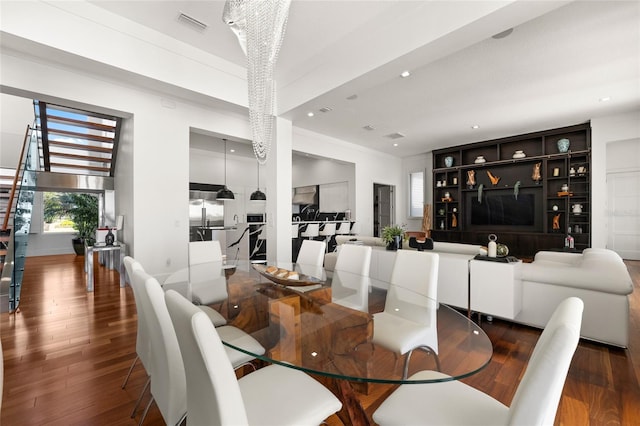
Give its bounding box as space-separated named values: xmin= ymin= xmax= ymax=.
xmin=466 ymin=188 xmax=542 ymax=232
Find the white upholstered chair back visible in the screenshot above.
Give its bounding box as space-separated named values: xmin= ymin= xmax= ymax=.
xmin=123 ymin=257 xmax=151 ymax=369
xmin=133 ymin=270 xmax=187 ymax=425
xmin=165 ymin=290 xmax=249 ymax=426
xmin=507 ymin=297 xmax=583 ymax=425
xmin=296 ymin=239 xmax=326 ymax=266
xmin=189 ymin=240 xmax=223 ymax=265
xmin=388 ymin=250 xmax=439 ymax=301
xmin=334 ymin=244 xmax=372 ymax=276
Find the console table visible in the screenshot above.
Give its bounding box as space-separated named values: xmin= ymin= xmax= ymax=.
xmin=84 ymin=243 xmax=126 ymax=292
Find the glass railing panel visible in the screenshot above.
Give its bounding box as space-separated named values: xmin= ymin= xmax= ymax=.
xmin=9 ymin=125 xmax=39 ymax=312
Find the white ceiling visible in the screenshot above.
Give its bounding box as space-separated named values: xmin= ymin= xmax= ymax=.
xmin=78 ymin=1 xmax=640 ymax=156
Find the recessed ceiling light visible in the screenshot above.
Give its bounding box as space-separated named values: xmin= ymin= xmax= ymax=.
xmin=471 ymin=124 xmax=480 ymax=129
xmin=307 ymin=112 xmax=314 ymax=117
xmin=230 ymin=149 xmax=235 ymax=153
xmin=400 ymin=70 xmax=411 ymax=78
xmin=393 ymin=143 xmax=398 ymax=147
xmin=599 ymin=96 xmax=611 ymax=102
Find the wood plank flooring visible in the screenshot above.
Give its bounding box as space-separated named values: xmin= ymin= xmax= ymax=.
xmin=1 ymin=254 xmax=639 ymax=425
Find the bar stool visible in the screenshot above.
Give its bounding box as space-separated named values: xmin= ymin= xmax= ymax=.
xmin=300 ymin=223 xmax=319 ymax=240
xmin=319 ymin=222 xmax=336 ymax=252
xmin=336 ymin=221 xmax=352 ymax=236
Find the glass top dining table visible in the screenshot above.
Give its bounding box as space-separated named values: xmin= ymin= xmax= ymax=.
xmin=164 ymin=259 xmax=493 ymax=385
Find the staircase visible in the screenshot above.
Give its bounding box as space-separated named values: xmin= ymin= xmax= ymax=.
xmin=1 ymin=101 xmax=121 ymax=312
xmin=35 ymin=101 xmax=121 ymax=177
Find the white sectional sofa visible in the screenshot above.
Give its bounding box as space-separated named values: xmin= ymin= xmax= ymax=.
xmin=516 ymin=249 xmax=633 ymax=347
xmin=324 ymin=238 xmax=634 ymax=348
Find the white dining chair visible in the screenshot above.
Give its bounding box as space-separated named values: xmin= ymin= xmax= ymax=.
xmin=331 ymin=270 xmax=371 ymax=313
xmin=334 ymin=243 xmax=372 ymax=276
xmin=189 ymin=240 xmax=223 ymax=264
xmin=187 ymin=240 xmax=230 ymax=309
xmin=164 ymin=289 xmax=343 ymax=426
xmin=373 ymin=297 xmax=584 ymax=426
xmin=372 ymin=250 xmax=440 ymax=376
xmin=121 ymin=257 xmax=148 ymax=390
xmin=133 ymin=269 xmax=187 ymax=426
xmin=296 ymin=239 xmax=326 ymax=266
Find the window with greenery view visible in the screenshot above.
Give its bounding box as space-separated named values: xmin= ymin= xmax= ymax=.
xmin=44 ymin=193 xmax=98 ymax=242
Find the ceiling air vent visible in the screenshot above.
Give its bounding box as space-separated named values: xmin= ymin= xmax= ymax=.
xmin=178 ymin=12 xmax=208 ymax=31
xmin=362 ymin=125 xmax=375 ymax=131
xmin=319 ymin=107 xmax=333 ymax=113
xmin=385 ymin=132 xmax=406 ymax=140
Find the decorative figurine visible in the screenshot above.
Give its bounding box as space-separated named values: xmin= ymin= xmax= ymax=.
xmin=487 ymin=170 xmax=501 ymax=186
xmin=466 ymin=170 xmax=476 ymax=189
xmin=532 ymin=162 xmax=542 ymax=183
xmin=451 ymin=213 xmax=457 ymax=228
xmin=553 ymin=214 xmax=561 ymax=230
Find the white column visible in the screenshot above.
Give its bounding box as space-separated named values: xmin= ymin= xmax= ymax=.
xmin=266 ymin=117 xmax=293 ymax=263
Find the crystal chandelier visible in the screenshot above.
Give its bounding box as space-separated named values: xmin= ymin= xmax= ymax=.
xmin=223 ymin=0 xmax=291 ymax=164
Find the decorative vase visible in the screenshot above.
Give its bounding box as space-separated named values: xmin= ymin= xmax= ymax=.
xmin=386 ymin=235 xmax=402 ymax=251
xmin=444 ymin=156 xmax=454 ymax=168
xmin=557 ymin=138 xmax=570 ymax=153
xmin=512 ymin=150 xmax=526 ymax=159
xmin=474 ymin=156 xmax=486 ymax=164
xmin=105 ymin=229 xmax=115 ymax=246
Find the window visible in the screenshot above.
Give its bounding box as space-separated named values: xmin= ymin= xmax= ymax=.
xmin=409 ymin=171 xmax=424 ymax=218
xmin=43 ymin=192 xmax=98 ymax=235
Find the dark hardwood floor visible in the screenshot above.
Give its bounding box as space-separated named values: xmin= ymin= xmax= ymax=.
xmin=1 ymin=254 xmax=639 ymax=425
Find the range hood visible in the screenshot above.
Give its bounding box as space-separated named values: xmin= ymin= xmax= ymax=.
xmin=292 ymin=185 xmax=318 ymax=205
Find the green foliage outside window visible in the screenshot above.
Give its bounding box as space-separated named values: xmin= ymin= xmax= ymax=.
xmin=43 ymin=192 xmax=98 ymax=244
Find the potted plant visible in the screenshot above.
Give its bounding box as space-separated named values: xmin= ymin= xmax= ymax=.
xmin=381 ymin=224 xmax=405 ymax=251
xmin=65 ymin=193 xmax=99 ymax=255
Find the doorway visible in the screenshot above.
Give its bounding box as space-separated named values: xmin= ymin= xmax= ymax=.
xmin=373 ymin=183 xmax=395 ymax=237
xmin=607 ymin=170 xmax=640 ymax=260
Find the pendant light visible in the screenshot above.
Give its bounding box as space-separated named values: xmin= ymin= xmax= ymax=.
xmin=216 ymin=139 xmax=235 ymax=200
xmin=250 ymin=161 xmax=266 ymax=201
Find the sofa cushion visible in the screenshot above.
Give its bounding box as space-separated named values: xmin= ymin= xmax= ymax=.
xmin=522 ymin=252 xmax=633 ymax=295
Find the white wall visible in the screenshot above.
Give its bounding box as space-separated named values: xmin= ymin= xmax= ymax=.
xmin=292 ymin=155 xmax=355 ymax=213
xmin=0 ymin=94 xmax=33 ymax=169
xmin=591 ymin=110 xmax=640 ymax=248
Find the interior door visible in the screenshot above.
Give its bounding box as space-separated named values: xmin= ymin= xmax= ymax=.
xmin=374 ymin=184 xmax=394 ymax=237
xmin=607 ymin=170 xmax=640 ymax=260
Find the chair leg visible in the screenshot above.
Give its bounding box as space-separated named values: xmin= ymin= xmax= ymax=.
xmin=175 ymin=412 xmax=187 ymax=426
xmin=138 ymin=396 xmax=155 ymax=426
xmin=122 ymin=355 xmax=139 ymax=389
xmin=402 ymin=345 xmax=441 ymax=379
xmin=131 ymin=376 xmax=150 ymax=418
